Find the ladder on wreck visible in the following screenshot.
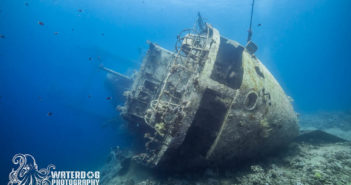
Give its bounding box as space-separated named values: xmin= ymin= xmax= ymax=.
xmin=144 ymin=19 xmax=213 ymax=132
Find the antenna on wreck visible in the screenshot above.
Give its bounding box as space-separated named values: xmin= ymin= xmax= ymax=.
xmin=196 ymin=12 xmax=207 ymax=33
xmin=247 ymin=0 xmax=255 ymax=42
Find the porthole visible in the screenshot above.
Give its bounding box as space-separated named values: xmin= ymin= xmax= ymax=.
xmin=244 ymin=91 xmax=258 ymax=110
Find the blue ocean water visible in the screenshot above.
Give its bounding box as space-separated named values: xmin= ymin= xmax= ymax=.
xmin=0 ymin=0 xmax=350 ymax=184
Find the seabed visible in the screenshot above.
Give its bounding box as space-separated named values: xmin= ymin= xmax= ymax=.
xmin=100 ymin=121 xmax=351 ymax=185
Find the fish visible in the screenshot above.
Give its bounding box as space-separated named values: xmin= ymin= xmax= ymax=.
xmin=88 ymin=95 xmax=92 ymax=98
xmin=101 ymin=33 xmax=105 ymax=36
xmin=78 ymin=9 xmax=83 ymax=13
xmin=47 ymin=112 xmax=53 ymax=116
xmin=88 ymin=57 xmax=92 ymax=61
xmin=106 ymin=97 xmax=112 ymax=100
xmin=38 ymin=21 xmax=45 ymax=26
xmin=24 ymin=2 xmax=29 ymax=6
xmin=0 ymin=34 xmax=5 ymax=39
xmin=257 ymin=23 xmax=262 ymax=27
xmin=53 ymin=32 xmax=59 ymax=35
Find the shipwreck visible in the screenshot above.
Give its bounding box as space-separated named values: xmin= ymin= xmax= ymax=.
xmin=103 ymin=14 xmax=299 ymax=170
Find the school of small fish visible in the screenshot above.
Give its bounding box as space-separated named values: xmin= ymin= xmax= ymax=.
xmin=0 ymin=2 xmax=123 ymax=118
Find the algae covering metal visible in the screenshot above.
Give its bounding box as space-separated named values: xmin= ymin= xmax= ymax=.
xmin=120 ymin=23 xmax=299 ymax=169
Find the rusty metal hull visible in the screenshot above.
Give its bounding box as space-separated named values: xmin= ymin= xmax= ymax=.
xmin=120 ymin=24 xmax=299 ymax=169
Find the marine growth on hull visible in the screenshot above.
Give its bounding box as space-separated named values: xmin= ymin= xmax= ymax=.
xmin=119 ymin=19 xmax=299 ymax=170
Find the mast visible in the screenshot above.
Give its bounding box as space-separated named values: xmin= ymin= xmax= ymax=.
xmin=247 ymin=0 xmax=255 ymax=42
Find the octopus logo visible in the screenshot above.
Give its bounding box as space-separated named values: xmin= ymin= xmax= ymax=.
xmin=8 ymin=154 xmax=56 ymax=185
